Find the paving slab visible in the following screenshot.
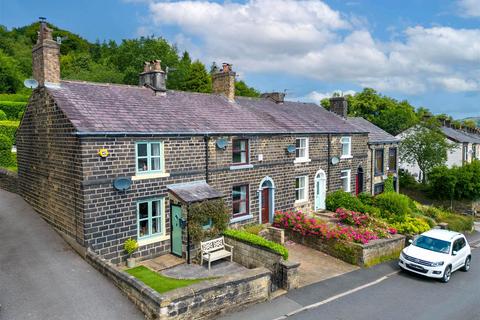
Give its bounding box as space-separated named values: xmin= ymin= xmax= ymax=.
xmin=139 ymin=254 xmax=184 ymax=272
xmin=161 ymin=260 xmax=247 ymax=279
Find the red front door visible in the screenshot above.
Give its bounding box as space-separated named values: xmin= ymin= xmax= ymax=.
xmin=261 ymin=188 xmax=270 ymax=224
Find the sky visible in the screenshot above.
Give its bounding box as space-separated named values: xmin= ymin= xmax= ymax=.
xmin=1 ymin=0 xmax=480 ymax=119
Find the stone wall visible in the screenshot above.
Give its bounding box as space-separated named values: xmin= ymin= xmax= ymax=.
xmin=224 ymin=235 xmax=300 ymax=290
xmin=0 ymin=168 xmax=18 ymax=193
xmin=86 ymin=249 xmax=270 ymax=320
xmin=285 ymin=230 xmax=405 ymax=267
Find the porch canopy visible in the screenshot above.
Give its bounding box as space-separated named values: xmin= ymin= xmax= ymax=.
xmin=166 ymin=181 xmax=223 ymax=204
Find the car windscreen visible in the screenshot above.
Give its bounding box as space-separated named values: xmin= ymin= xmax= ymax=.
xmin=413 ymin=236 xmax=450 ymax=254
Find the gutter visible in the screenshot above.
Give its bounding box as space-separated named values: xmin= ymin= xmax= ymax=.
xmin=73 ymin=131 xmax=370 ymax=138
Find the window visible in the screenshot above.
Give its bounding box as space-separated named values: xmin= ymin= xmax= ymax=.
xmin=232 ymin=139 xmax=248 ymax=164
xmin=389 ymin=148 xmax=397 ymax=172
xmin=453 ymin=237 xmax=466 ymax=253
xmin=295 ymin=138 xmax=309 ymax=161
xmin=463 ymin=144 xmax=468 ymax=162
xmin=295 ymin=176 xmax=308 ymax=202
xmin=137 ymin=198 xmax=164 ymax=239
xmin=340 ymin=137 xmax=351 ymax=158
xmin=473 ymin=145 xmax=477 ymax=160
xmin=232 ymin=185 xmax=249 ymax=217
xmin=374 ymin=183 xmax=384 ymax=195
xmin=136 ymin=142 xmax=164 ymax=174
xmin=340 ymin=170 xmax=351 ymax=192
xmin=375 ymin=149 xmax=384 ymax=176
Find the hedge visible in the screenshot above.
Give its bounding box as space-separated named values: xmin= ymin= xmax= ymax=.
xmin=223 ymin=229 xmax=289 ymax=260
xmin=0 ymin=134 xmax=13 ymax=167
xmin=0 ymin=101 xmax=27 ymax=120
xmin=0 ymin=121 xmax=19 ymax=144
xmin=0 ymin=93 xmax=30 ymax=102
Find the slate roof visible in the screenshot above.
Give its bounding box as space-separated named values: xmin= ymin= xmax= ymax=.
xmin=347 ymin=117 xmax=399 ymax=144
xmin=167 ymin=181 xmax=223 ymax=204
xmin=441 ymin=126 xmax=480 ymax=143
xmin=46 ymin=81 xmax=367 ymax=135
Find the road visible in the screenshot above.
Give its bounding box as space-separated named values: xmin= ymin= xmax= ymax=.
xmin=222 ymin=231 xmax=480 ymax=320
xmin=0 ymin=189 xmax=144 ymax=320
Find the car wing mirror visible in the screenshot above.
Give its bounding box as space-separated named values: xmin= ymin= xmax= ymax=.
xmin=408 ymin=239 xmax=413 ymax=244
xmin=452 ymin=250 xmax=458 ymax=256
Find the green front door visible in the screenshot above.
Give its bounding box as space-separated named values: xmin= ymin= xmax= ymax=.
xmin=171 ymin=204 xmax=183 ymax=257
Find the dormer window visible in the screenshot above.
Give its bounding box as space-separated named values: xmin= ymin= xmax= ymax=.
xmin=340 ymin=136 xmax=351 ymax=158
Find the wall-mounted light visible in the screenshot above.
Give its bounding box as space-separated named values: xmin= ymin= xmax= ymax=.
xmin=98 ymin=148 xmax=110 ymax=158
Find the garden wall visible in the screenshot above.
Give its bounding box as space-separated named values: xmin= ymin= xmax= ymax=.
xmin=0 ymin=168 xmax=17 ymax=193
xmin=284 ymin=230 xmax=405 ymax=267
xmin=224 ymin=235 xmax=300 ymax=291
xmin=86 ymin=249 xmax=271 ymax=320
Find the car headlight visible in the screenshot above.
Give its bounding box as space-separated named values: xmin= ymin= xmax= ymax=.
xmin=431 ymin=261 xmax=444 ymax=267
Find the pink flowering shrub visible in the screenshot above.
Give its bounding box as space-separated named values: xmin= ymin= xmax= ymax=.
xmin=274 ymin=209 xmax=396 ymax=245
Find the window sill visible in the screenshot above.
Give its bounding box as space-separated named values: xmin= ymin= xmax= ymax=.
xmin=230 ymin=214 xmax=253 ymax=224
xmin=138 ymin=234 xmax=169 ymax=246
xmin=340 ymin=155 xmax=353 ymax=159
xmin=294 ymin=200 xmax=309 ymax=206
xmin=132 ymin=172 xmax=170 ymax=181
xmin=229 ymin=164 xmax=254 ymax=170
xmin=293 ymin=158 xmax=311 ymax=164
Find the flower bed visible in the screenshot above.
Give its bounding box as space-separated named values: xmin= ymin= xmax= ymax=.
xmin=274 ymin=210 xmax=404 ymax=267
xmin=274 ymin=209 xmax=396 ymax=245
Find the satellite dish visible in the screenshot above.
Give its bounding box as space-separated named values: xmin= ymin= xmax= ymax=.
xmin=331 ymin=156 xmax=340 ymax=165
xmin=113 ymin=177 xmax=132 ymax=192
xmin=286 ymin=145 xmax=296 ymax=153
xmin=216 ymin=138 xmax=228 ymax=150
xmin=24 ymin=79 xmax=38 ymax=89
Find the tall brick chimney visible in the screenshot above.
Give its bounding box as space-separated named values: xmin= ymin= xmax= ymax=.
xmin=32 ymin=19 xmax=60 ymax=86
xmin=212 ymin=63 xmax=236 ymax=102
xmin=139 ymin=60 xmax=166 ymax=93
xmin=329 ymin=96 xmax=348 ymax=118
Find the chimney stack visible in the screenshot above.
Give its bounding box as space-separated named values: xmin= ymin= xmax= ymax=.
xmin=139 ymin=60 xmax=166 ymax=93
xmin=329 ymin=96 xmax=348 ymax=118
xmin=261 ymin=92 xmax=285 ymax=104
xmin=32 ymin=18 xmax=60 ymax=86
xmin=212 ymin=63 xmax=236 ymax=102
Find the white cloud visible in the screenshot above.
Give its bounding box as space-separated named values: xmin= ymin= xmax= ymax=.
xmin=295 ymin=90 xmax=356 ymax=104
xmin=457 ymin=0 xmax=480 ymax=17
xmin=141 ymin=0 xmax=480 ymax=95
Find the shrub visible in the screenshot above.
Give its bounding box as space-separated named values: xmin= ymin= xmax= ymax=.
xmin=375 ymin=192 xmax=412 ymax=221
xmin=0 ymin=120 xmax=18 ymax=144
xmin=326 ymin=190 xmax=365 ymax=212
xmin=0 ymin=110 xmax=6 ymax=120
xmin=384 ymin=175 xmax=395 ymax=193
xmin=399 ymin=169 xmax=419 ymax=189
xmin=188 ymin=199 xmax=229 ymax=242
xmin=0 ymin=134 xmax=12 ymax=167
xmin=0 ymin=93 xmax=30 ymax=102
xmin=124 ymin=238 xmax=138 ymax=257
xmin=17 ymin=111 xmax=24 ymax=120
xmin=223 ymin=229 xmax=288 ymax=260
xmin=358 ymin=192 xmax=375 ymax=206
xmin=0 ymin=101 xmax=27 ymax=120
xmin=242 ymin=224 xmax=266 ymax=235
xmin=390 ymin=216 xmax=430 ymax=235
xmin=437 ymin=214 xmax=474 ymax=232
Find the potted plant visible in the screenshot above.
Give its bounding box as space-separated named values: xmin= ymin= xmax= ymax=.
xmin=124 ymin=238 xmax=139 ymax=268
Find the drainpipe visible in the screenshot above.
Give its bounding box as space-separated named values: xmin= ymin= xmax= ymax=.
xmin=204 ymin=136 xmax=210 ymax=183
xmin=370 ymin=146 xmax=375 ymax=195
xmin=327 ymin=134 xmax=331 ymax=191
xmin=187 ymin=206 xmax=191 ymax=264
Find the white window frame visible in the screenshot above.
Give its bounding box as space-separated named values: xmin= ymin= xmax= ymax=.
xmin=295 ymin=175 xmax=309 ymax=204
xmin=294 ymin=138 xmax=310 ymax=163
xmin=340 ymin=169 xmax=351 ymax=192
xmin=340 ymin=136 xmax=352 ymax=159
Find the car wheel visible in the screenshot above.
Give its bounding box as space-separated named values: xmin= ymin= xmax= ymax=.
xmin=441 ymin=266 xmax=452 ymax=283
xmin=461 ymin=256 xmax=471 ymax=272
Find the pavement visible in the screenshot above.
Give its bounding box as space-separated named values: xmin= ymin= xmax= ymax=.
xmin=0 ymin=189 xmax=144 ymax=320
xmin=221 ymin=228 xmax=480 ymax=320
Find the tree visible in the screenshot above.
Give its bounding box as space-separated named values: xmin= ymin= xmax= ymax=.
xmin=183 ymin=60 xmax=211 ymax=93
xmin=0 ymin=50 xmax=22 ymax=93
xmin=235 ymin=80 xmax=260 ymax=97
xmin=400 ymin=119 xmax=457 ymax=183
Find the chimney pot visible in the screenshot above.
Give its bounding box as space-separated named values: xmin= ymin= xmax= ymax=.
xmin=32 ymin=18 xmax=60 ymax=86
xmin=139 ymin=59 xmax=166 ymax=93
xmin=329 ymin=96 xmax=348 ymax=118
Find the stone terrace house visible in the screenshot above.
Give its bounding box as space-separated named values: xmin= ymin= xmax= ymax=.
xmin=346 ymin=117 xmax=400 ymax=195
xmin=18 ymin=22 xmax=373 ymax=264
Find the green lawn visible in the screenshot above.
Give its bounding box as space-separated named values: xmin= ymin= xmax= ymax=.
xmin=125 ymin=266 xmax=205 ymax=294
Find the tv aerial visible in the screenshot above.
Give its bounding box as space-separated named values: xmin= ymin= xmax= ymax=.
xmin=23 ymin=79 xmax=39 ymax=89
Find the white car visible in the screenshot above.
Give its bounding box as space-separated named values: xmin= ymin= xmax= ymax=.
xmin=399 ymin=229 xmax=471 ymax=283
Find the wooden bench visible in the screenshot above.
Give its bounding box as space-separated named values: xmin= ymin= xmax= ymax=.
xmin=200 ymin=237 xmax=233 ymax=270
